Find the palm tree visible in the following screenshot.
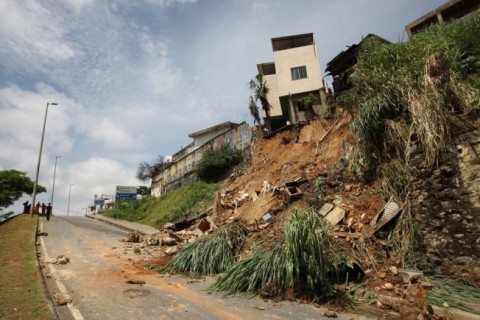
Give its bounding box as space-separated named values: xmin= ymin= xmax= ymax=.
xmin=249 ymin=73 xmax=271 ymax=133
xmin=248 ymin=96 xmax=261 ymax=126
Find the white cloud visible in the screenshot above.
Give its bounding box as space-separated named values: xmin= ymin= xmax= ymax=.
xmin=0 ymin=0 xmax=76 ymax=71
xmin=143 ymin=0 xmax=197 ymax=7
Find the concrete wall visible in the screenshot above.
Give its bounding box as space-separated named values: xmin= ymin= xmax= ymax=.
xmin=192 ymin=126 xmax=237 ymax=148
xmin=263 ymin=73 xmax=281 ymax=117
xmin=151 ymin=122 xmax=252 ymax=197
xmin=273 ymin=44 xmax=324 ymax=97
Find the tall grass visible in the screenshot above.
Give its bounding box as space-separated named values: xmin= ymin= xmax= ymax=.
xmin=339 ymin=14 xmax=480 ymax=178
xmin=155 ymin=225 xmax=246 ymax=275
xmin=211 ymin=209 xmax=352 ymax=301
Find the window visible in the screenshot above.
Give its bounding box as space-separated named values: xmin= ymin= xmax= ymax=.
xmin=291 ymin=66 xmax=307 ymax=80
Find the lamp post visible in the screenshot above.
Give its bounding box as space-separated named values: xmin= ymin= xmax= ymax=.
xmin=67 ymin=184 xmax=74 ymax=216
xmin=50 ymin=155 xmax=61 ymax=214
xmin=31 ymin=102 xmax=58 ymax=217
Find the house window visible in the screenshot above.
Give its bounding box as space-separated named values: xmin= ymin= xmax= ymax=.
xmin=291 ymin=66 xmax=307 ymax=80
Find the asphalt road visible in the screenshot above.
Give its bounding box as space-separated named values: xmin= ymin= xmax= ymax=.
xmin=38 ymin=215 xmax=377 ymax=320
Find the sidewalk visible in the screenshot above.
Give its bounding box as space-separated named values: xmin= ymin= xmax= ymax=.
xmin=86 ymin=214 xmax=159 ymax=235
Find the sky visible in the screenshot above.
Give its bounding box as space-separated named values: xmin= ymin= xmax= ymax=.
xmin=0 ymin=0 xmax=447 ymax=216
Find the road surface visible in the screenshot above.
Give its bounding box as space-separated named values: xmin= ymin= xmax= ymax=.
xmin=38 ymin=215 xmax=377 ymax=320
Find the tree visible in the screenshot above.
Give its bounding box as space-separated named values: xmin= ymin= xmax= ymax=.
xmin=136 ymin=155 xmax=164 ymax=182
xmin=248 ymin=96 xmax=261 ymax=126
xmin=137 ymin=186 xmax=150 ymax=196
xmin=298 ymin=93 xmax=317 ymax=118
xmin=249 ymin=73 xmax=271 ymax=133
xmin=0 ymin=170 xmax=46 ymax=208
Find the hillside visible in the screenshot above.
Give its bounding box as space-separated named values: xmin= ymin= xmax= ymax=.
xmin=118 ymin=14 xmax=480 ymax=319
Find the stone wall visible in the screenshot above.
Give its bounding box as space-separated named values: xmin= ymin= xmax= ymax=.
xmin=407 ymin=114 xmax=480 ymax=283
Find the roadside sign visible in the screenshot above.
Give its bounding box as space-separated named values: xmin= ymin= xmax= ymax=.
xmin=115 ymin=186 xmax=137 ymax=201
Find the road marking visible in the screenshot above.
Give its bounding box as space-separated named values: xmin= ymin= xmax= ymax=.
xmin=40 ymin=222 xmax=85 ymax=320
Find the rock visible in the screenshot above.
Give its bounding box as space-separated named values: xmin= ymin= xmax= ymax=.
xmin=384 ymin=283 xmax=394 ymax=290
xmin=125 ymin=232 xmax=140 ymax=243
xmin=162 ymin=236 xmax=178 ymax=246
xmin=164 ymin=246 xmax=178 ymax=255
xmin=324 ymin=310 xmax=337 ymax=318
xmin=146 ymin=238 xmax=160 ymax=246
xmin=54 ymin=293 xmax=72 ymax=306
xmin=389 ymin=266 xmax=399 ymax=275
xmin=133 ymin=247 xmax=141 ymax=254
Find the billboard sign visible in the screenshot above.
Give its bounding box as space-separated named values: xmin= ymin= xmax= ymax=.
xmin=115 ymin=186 xmax=137 ymax=201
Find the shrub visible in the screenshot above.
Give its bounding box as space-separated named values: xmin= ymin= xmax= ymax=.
xmin=210 ymin=209 xmax=353 ymax=301
xmin=195 ymin=144 xmax=243 ymax=181
xmin=338 ymin=14 xmax=480 ymax=177
xmin=154 ymin=225 xmax=246 ymax=275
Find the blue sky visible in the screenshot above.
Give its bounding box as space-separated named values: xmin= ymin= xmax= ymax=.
xmin=0 ymin=0 xmax=446 ymax=215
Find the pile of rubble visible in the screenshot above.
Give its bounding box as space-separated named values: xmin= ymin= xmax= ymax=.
xmin=121 ymin=212 xmax=217 ymax=259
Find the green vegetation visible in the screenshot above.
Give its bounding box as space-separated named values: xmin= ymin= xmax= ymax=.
xmin=0 ymin=215 xmax=50 ymax=319
xmin=427 ymin=275 xmax=480 ymax=315
xmin=377 ymin=160 xmax=409 ymax=199
xmin=339 ymin=14 xmax=480 ymax=181
xmin=104 ymin=182 xmax=218 ymax=228
xmin=195 ymin=144 xmax=243 ymax=181
xmin=249 ymin=73 xmax=271 ymax=133
xmin=155 ymin=225 xmax=246 ymax=275
xmin=0 ymin=170 xmax=46 ymax=208
xmin=136 ymin=156 xmax=165 ymax=183
xmin=210 ymin=209 xmax=352 ymax=301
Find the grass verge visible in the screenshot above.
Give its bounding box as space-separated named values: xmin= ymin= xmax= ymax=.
xmin=0 ymin=214 xmax=51 ymax=319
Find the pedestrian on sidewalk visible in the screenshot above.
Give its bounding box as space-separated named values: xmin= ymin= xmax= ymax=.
xmin=46 ymin=203 xmax=52 ymax=221
xmin=41 ymin=203 xmax=46 ymax=216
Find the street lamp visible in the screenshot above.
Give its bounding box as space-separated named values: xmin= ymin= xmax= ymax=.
xmin=31 ymin=102 xmax=58 ymax=217
xmin=50 ymin=155 xmax=61 ymax=214
xmin=67 ymin=184 xmax=74 ymax=216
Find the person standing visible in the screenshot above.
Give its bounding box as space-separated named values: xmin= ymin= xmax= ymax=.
xmin=23 ymin=201 xmax=29 ymax=214
xmin=46 ymin=203 xmax=52 ymax=221
xmin=41 ymin=203 xmax=47 ymax=216
xmin=34 ymin=202 xmax=40 ymax=215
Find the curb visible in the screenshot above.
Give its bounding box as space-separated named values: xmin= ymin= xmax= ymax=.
xmin=34 ymin=216 xmax=60 ymax=320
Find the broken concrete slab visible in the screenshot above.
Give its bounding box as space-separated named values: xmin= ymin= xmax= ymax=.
xmin=319 ymin=203 xmax=334 ymax=216
xmin=325 ymin=207 xmax=345 ymax=226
